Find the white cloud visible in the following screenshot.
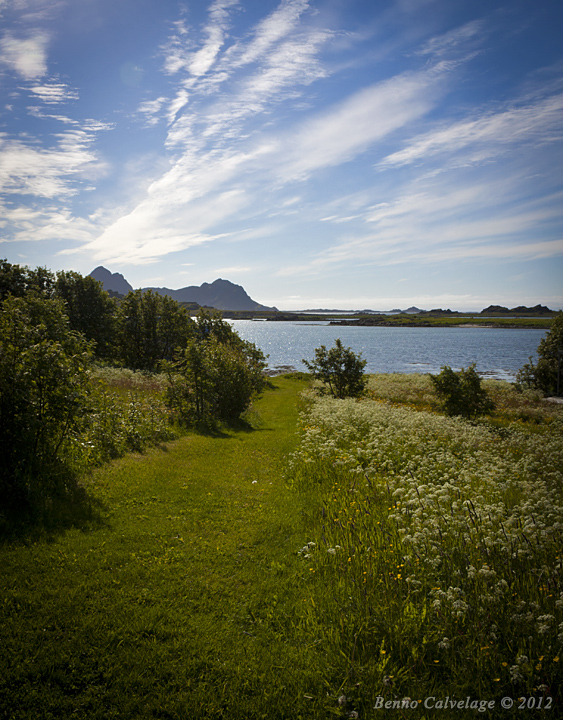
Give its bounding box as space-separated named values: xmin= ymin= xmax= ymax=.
xmin=380 ymin=92 xmax=563 ymax=169
xmin=0 ymin=31 xmax=49 ymax=79
xmin=275 ymin=67 xmax=443 ymax=181
xmin=274 ymin=169 xmax=563 ymax=277
xmin=167 ymin=89 xmax=190 ymax=124
xmin=136 ymin=96 xmax=168 ymax=126
xmin=416 ymin=19 xmax=484 ymax=59
xmin=28 ymin=82 xmax=78 ymax=104
xmin=0 ymin=201 xmax=97 ymax=244
xmin=162 ymin=0 xmax=239 ymax=78
xmin=228 ymin=0 xmax=310 ymax=68
xmin=0 ymin=123 xmax=110 ymax=199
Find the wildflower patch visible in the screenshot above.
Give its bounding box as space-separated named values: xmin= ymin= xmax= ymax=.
xmin=288 ymin=387 xmax=563 ymax=706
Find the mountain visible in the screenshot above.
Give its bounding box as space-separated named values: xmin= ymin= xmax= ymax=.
xmin=145 ymin=278 xmax=277 ymax=312
xmin=89 ymin=266 xmax=133 ymax=296
xmin=88 ymin=267 xmax=276 ymax=311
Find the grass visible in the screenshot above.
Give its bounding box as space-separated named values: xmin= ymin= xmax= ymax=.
xmin=0 ymin=376 xmax=343 ymax=719
xmin=288 ymin=378 xmax=563 ymax=717
xmin=2 ymin=373 xmax=562 ymax=719
xmin=332 ymin=315 xmax=554 ymax=329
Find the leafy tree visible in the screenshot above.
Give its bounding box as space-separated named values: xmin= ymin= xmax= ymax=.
xmin=117 ymin=290 xmax=195 ymax=370
xmin=303 ymin=339 xmax=367 ymax=398
xmin=430 ymin=364 xmax=494 ymax=419
xmin=0 ymin=294 xmax=93 ymax=510
xmin=164 ymin=315 xmax=267 ymax=426
xmin=55 ymin=270 xmax=117 ymax=359
xmin=517 ymin=312 xmax=563 ymax=396
xmin=0 ymin=259 xmax=55 ymax=300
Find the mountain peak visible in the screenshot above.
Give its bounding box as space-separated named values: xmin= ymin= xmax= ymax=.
xmin=89 ymin=266 xmax=133 ymax=296
xmin=89 ymin=267 xmax=276 ymax=311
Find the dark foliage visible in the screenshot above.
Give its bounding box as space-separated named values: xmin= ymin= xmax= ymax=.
xmin=164 ymin=311 xmax=268 ymax=426
xmin=0 ymin=294 xmax=93 ymax=514
xmin=430 ymin=364 xmax=495 ymax=419
xmin=517 ymin=312 xmax=563 ymax=396
xmin=303 ymin=338 xmax=367 ymax=398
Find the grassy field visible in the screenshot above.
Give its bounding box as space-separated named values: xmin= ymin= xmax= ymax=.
xmin=1 ymin=374 xmax=562 ymax=719
xmin=330 ymin=315 xmax=554 ymax=329
xmin=0 ymin=376 xmax=339 ymax=720
xmin=289 ymin=376 xmax=563 ymax=717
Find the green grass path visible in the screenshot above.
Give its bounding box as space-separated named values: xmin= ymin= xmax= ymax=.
xmin=1 ymin=377 xmax=330 ymax=720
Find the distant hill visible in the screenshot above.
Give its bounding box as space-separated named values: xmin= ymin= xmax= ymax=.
xmin=145 ymin=278 xmax=277 ymax=312
xmin=481 ymin=304 xmax=554 ymax=315
xmin=89 ymin=266 xmax=133 ymax=296
xmin=88 ymin=267 xmax=276 ymax=312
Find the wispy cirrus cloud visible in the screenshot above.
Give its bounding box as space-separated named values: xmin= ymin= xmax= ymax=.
xmin=162 ymin=0 xmax=240 ymax=79
xmin=0 ymin=123 xmax=110 ymax=198
xmin=282 ymin=172 xmax=563 ymax=276
xmin=380 ymin=91 xmax=563 ymax=169
xmin=0 ymin=201 xmax=98 ymax=244
xmin=28 ymin=81 xmax=79 ymax=104
xmin=189 ymin=0 xmax=240 ymax=77
xmin=137 ymin=96 xmax=168 ymax=126
xmin=416 ymin=19 xmax=485 ymax=59
xmin=226 ymin=0 xmax=310 ymax=68
xmin=274 ymin=66 xmax=444 ymax=181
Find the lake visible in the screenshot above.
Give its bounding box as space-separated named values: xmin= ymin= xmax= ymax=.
xmin=228 ymin=320 xmax=547 ymax=381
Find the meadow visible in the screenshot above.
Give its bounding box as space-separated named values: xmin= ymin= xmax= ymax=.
xmin=1 ymin=372 xmax=562 ymax=718
xmin=288 ymin=375 xmax=563 ymax=715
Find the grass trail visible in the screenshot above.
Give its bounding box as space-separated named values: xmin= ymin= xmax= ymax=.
xmin=1 ymin=377 xmax=333 ymax=720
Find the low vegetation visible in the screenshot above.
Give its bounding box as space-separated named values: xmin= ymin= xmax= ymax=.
xmin=430 ymin=363 xmax=495 ymax=419
xmin=288 ymin=378 xmax=563 ymax=714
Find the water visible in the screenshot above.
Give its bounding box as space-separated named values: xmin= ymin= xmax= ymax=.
xmin=229 ymin=320 xmax=547 ymax=381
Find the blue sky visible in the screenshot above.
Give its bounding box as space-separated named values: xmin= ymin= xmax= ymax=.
xmin=1 ymin=0 xmax=562 ymax=311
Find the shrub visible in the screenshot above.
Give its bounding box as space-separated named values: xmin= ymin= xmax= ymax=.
xmin=430 ymin=364 xmax=495 ymax=419
xmin=517 ymin=312 xmax=563 ymax=396
xmin=303 ymin=338 xmax=367 ymax=398
xmin=0 ymin=294 xmax=93 ymax=510
xmin=164 ymin=333 xmax=267 ymax=427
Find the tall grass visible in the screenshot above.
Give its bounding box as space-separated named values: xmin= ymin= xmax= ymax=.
xmin=74 ymin=366 xmax=176 ymax=468
xmin=288 ymin=380 xmax=563 ymax=714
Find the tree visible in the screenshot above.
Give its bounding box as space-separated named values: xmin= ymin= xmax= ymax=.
xmin=117 ymin=290 xmax=195 ymax=371
xmin=0 ymin=259 xmax=55 ymax=300
xmin=164 ymin=315 xmax=267 ymax=426
xmin=517 ymin=312 xmax=563 ymax=396
xmin=430 ymin=364 xmax=494 ymax=419
xmin=0 ymin=294 xmax=93 ymax=510
xmin=55 ymin=270 xmax=117 ymax=360
xmin=303 ymin=339 xmax=367 ymax=398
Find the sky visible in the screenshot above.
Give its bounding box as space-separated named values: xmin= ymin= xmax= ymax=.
xmin=1 ymin=0 xmax=562 ymax=311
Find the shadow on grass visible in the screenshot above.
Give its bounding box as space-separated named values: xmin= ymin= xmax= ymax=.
xmin=0 ymin=474 xmax=107 ymax=546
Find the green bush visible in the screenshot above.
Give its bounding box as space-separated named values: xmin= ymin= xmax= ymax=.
xmin=517 ymin=312 xmax=563 ymax=396
xmin=303 ymin=338 xmax=367 ymax=398
xmin=164 ymin=328 xmax=267 ymax=427
xmin=0 ymin=294 xmax=93 ymax=510
xmin=430 ymin=364 xmax=495 ymax=419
